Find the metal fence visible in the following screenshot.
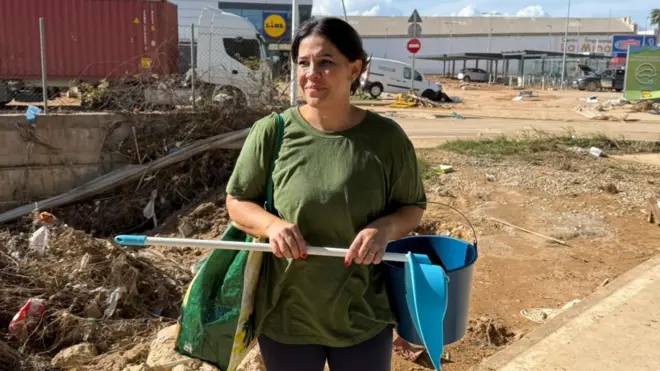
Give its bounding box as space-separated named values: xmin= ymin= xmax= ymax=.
xmin=1 ymin=19 xmax=291 ymax=113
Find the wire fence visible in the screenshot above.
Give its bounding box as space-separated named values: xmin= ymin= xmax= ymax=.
xmin=1 ymin=19 xmax=293 ymax=113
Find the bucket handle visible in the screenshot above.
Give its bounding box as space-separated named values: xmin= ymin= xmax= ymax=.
xmin=418 ymin=201 xmax=478 ymax=250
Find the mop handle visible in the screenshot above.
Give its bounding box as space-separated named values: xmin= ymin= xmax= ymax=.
xmin=114 ymin=235 xmax=409 ymax=263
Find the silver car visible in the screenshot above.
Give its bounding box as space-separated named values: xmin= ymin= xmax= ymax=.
xmin=457 ymin=68 xmax=490 ymax=82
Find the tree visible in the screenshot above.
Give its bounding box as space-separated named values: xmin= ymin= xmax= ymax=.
xmin=651 ymin=9 xmax=660 ymax=28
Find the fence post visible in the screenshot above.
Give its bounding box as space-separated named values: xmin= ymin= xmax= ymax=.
xmin=190 ymin=23 xmax=196 ymax=110
xmin=39 ymin=18 xmax=48 ymax=114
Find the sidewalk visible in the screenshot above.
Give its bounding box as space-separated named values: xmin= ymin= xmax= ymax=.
xmin=476 ymin=253 xmax=660 ymax=371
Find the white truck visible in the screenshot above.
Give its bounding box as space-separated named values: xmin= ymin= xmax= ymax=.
xmin=359 ymin=57 xmax=442 ymax=100
xmin=146 ymin=7 xmax=274 ymax=106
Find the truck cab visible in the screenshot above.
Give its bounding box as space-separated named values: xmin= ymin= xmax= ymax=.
xmin=192 ymin=7 xmax=273 ymax=105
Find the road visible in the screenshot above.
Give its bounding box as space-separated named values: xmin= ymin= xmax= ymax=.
xmin=391 ymin=116 xmax=660 ymax=148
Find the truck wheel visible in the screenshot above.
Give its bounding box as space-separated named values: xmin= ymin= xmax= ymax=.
xmin=368 ymin=83 xmax=383 ymax=98
xmin=421 ymin=89 xmax=437 ymax=100
xmin=586 ymin=81 xmax=599 ymax=92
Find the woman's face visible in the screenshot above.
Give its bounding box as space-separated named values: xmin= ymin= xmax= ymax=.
xmin=296 ymin=34 xmax=363 ymax=108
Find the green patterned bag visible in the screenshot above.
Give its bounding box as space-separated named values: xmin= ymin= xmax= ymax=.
xmin=174 ymin=113 xmax=284 ymax=370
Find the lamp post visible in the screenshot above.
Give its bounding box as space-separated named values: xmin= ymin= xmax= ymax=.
xmin=560 ymin=0 xmax=571 ymax=89
xmin=289 ymin=0 xmax=299 ymax=105
xmin=547 ymin=25 xmax=552 ymax=51
xmin=481 ymin=12 xmax=502 ymax=53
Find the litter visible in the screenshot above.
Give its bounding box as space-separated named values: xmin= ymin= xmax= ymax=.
xmin=433 ymin=165 xmax=454 ymax=173
xmin=589 ymin=147 xmax=604 ymax=157
xmin=28 ymin=226 xmax=49 ymax=255
xmin=585 ymin=96 xmax=598 ymax=103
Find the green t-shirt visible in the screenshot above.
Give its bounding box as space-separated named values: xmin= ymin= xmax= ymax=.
xmin=225 ymin=106 xmax=426 ymax=347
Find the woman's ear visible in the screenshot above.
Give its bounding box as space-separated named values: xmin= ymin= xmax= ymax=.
xmin=349 ymin=59 xmax=364 ymax=81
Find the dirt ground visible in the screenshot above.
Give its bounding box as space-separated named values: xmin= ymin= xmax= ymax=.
xmin=354 ymin=79 xmax=660 ymax=148
xmin=2 ymin=82 xmax=660 ymax=371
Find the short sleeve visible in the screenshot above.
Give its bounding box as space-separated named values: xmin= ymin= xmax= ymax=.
xmin=389 ymin=134 xmax=427 ymax=210
xmin=225 ymin=113 xmax=279 ymax=204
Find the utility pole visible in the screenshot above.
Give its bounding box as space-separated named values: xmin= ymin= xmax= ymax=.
xmin=560 ymin=0 xmax=571 ymax=89
xmin=289 ymin=0 xmax=299 ymax=105
xmin=481 ymin=12 xmax=501 ymax=53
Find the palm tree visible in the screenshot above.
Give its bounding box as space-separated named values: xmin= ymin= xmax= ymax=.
xmin=651 ymin=9 xmax=660 ymax=28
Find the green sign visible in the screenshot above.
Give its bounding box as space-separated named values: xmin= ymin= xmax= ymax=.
xmin=624 ymin=46 xmax=660 ymax=101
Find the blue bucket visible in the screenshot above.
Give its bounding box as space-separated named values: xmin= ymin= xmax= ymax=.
xmin=384 ymin=206 xmax=478 ymax=346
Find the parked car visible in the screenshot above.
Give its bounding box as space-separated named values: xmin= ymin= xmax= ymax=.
xmin=572 ymin=65 xmax=624 ymax=92
xmin=457 ymin=68 xmax=490 ymax=82
xmin=359 ymin=57 xmax=442 ymax=100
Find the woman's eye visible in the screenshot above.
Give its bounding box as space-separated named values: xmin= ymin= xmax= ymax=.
xmin=298 ymin=60 xmax=310 ymax=66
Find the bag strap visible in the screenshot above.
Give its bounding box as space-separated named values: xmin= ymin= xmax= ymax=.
xmin=264 ymin=113 xmax=285 ymax=214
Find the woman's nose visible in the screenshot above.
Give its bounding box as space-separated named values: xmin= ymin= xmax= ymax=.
xmin=305 ymin=63 xmax=321 ymax=79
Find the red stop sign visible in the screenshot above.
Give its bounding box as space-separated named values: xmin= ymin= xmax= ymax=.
xmin=407 ymin=38 xmax=421 ymax=54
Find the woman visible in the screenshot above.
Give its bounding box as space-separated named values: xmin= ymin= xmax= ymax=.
xmin=225 ymin=17 xmax=426 ymax=371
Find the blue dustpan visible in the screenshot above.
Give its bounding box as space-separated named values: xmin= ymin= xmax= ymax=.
xmin=405 ymin=252 xmax=448 ymax=371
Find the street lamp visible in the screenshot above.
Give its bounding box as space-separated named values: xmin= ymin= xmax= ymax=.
xmin=547 ymin=25 xmax=552 ymax=51
xmin=560 ymin=0 xmax=571 ymax=89
xmin=481 ymin=12 xmax=502 ymax=53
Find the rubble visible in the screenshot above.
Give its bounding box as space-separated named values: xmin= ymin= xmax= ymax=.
xmin=51 ymin=343 xmax=98 ymax=368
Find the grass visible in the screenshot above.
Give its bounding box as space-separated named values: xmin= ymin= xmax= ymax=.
xmin=437 ymin=130 xmax=660 ymax=157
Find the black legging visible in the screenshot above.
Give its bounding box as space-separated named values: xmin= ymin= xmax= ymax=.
xmin=257 ymin=325 xmax=393 ymax=371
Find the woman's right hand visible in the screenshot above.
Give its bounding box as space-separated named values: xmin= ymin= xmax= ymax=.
xmin=266 ymin=219 xmax=307 ymax=259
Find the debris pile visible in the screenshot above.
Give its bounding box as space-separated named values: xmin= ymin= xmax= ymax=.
xmin=0 ymin=214 xmax=193 ymax=369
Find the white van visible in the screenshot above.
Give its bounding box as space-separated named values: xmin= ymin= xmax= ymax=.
xmin=359 ymin=57 xmax=442 ymax=100
xmin=193 ymin=7 xmax=272 ymax=105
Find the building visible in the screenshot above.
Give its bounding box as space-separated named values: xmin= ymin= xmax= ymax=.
xmin=319 ymin=15 xmax=640 ymax=77
xmin=173 ymin=0 xmax=312 ymax=61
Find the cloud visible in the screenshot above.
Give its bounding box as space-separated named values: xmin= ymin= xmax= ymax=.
xmin=515 ymin=5 xmax=550 ymax=17
xmin=312 ymin=0 xmax=402 ymax=16
xmin=452 ymin=5 xmax=481 ymax=17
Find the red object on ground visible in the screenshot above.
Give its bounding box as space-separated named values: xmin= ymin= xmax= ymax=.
xmin=407 ymin=38 xmax=421 ymax=54
xmin=9 ymin=298 xmax=46 ymax=339
xmin=0 ymin=0 xmax=179 ymax=82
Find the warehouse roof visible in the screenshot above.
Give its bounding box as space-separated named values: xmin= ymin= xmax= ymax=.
xmin=416 ymin=50 xmax=614 ymax=61
xmin=316 ymin=15 xmax=637 ymax=37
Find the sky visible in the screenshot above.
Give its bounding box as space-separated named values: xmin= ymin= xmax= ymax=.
xmin=311 ymin=1 xmax=656 ymax=30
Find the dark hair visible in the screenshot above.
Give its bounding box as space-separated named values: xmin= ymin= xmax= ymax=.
xmin=291 ymin=17 xmax=368 ymax=94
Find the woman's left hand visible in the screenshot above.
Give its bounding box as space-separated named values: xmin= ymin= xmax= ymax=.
xmin=344 ymin=226 xmax=389 ymax=266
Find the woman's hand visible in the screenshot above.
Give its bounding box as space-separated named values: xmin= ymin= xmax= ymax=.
xmin=344 ymin=226 xmax=389 ymax=266
xmin=266 ymin=219 xmax=307 ymax=260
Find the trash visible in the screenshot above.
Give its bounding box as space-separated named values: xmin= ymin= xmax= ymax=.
xmin=25 ymin=105 xmax=41 ymax=125
xmin=520 ymin=299 xmax=581 ymax=323
xmin=589 ymin=147 xmax=604 ymax=157
xmin=9 ymin=298 xmax=47 ymax=340
xmin=433 ymin=164 xmax=454 ymax=173
xmin=450 ymin=112 xmax=464 ymax=120
xmin=28 ymin=226 xmax=49 ymax=255
xmin=143 ymin=189 xmax=158 ymax=228
xmin=104 ymin=286 xmax=128 ymax=319
xmin=512 ymin=96 xmax=524 ymax=101
xmin=585 ymin=96 xmax=598 ymax=103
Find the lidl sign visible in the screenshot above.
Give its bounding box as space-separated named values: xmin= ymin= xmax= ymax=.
xmin=624 ymin=46 xmax=660 ymax=101
xmin=263 ymin=12 xmax=287 ymax=39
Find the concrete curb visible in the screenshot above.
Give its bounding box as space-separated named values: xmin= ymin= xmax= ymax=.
xmin=474 ymin=252 xmax=660 ymax=371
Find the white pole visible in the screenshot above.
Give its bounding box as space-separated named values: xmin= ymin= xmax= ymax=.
xmin=411 ymin=19 xmax=417 ymax=92
xmin=39 ymin=18 xmax=48 ymax=114
xmin=289 ymin=0 xmax=299 ymax=105
xmin=560 ymin=0 xmax=570 ymax=89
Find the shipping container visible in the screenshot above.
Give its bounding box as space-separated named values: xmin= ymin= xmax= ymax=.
xmin=0 ymin=0 xmax=179 ymax=86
